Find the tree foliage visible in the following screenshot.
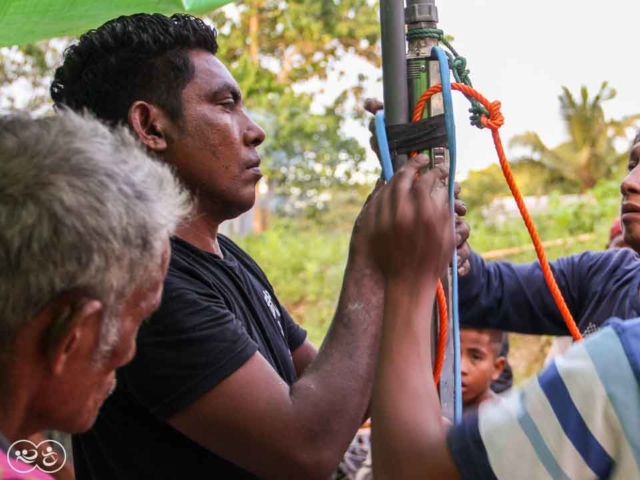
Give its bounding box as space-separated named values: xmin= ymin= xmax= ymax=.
xmin=0 ymin=41 xmax=67 ymax=113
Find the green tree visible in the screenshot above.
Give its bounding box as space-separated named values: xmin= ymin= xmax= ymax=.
xmin=509 ymin=82 xmax=640 ymax=191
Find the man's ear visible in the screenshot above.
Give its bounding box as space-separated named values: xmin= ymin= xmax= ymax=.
xmin=128 ymin=101 xmax=171 ymax=153
xmin=491 ymin=356 xmax=507 ymax=382
xmin=49 ymin=300 xmax=104 ymax=376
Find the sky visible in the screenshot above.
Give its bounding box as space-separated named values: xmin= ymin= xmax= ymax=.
xmin=329 ymin=0 xmax=640 ymax=179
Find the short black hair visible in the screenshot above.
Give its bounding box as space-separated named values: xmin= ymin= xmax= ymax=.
xmin=633 ymin=129 xmax=640 ymax=147
xmin=51 ymin=13 xmax=218 ymax=124
xmin=461 ymin=327 xmax=505 ymax=358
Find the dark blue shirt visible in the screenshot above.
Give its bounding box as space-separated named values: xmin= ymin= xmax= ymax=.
xmin=459 ymin=248 xmax=640 ymax=335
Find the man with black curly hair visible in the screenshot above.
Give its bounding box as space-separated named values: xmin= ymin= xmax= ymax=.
xmin=52 ymin=13 xmax=471 ymax=479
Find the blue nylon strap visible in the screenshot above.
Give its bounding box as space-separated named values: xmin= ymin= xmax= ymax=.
xmin=374 ymin=44 xmax=462 ymax=425
xmin=432 ymin=45 xmax=463 ymax=425
xmin=375 ymin=110 xmax=394 ymax=182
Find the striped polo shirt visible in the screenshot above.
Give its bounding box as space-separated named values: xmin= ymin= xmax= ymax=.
xmin=448 ymin=317 xmax=640 ymax=479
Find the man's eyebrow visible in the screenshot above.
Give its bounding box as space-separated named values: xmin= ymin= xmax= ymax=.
xmin=467 ymin=347 xmax=486 ymax=353
xmin=210 ymin=82 xmax=242 ymax=100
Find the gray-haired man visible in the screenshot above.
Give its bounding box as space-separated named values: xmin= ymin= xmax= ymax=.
xmin=0 ymin=110 xmax=190 ymax=475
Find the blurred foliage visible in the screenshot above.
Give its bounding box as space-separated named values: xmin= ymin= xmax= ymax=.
xmin=0 ymin=40 xmax=67 ymax=113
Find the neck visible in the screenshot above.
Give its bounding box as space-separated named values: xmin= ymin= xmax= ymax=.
xmin=0 ymin=371 xmax=39 ymax=442
xmin=175 ymin=208 xmax=224 ymax=256
xmin=463 ymin=389 xmax=496 ymax=413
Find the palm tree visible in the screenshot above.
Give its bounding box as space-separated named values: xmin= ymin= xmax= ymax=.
xmin=509 ymin=82 xmax=640 ymax=191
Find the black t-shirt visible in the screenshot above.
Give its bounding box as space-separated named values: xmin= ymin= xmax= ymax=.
xmin=73 ymin=235 xmax=307 ymax=479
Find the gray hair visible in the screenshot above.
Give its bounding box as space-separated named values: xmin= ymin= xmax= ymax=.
xmin=0 ymin=110 xmax=190 ymax=362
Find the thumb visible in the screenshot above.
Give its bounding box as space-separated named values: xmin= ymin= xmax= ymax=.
xmin=392 ymin=154 xmax=431 ymax=192
xmin=363 ymin=178 xmax=384 ymax=207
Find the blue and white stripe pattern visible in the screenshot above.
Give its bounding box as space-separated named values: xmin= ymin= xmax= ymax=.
xmin=452 ymin=318 xmax=640 ymax=479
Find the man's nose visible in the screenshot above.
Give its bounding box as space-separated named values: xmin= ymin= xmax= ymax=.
xmin=460 ymin=356 xmax=469 ymax=375
xmin=621 ymin=168 xmax=640 ymax=197
xmin=243 ymin=111 xmax=266 ymax=147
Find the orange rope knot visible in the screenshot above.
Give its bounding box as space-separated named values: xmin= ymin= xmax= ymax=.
xmin=480 ymin=100 xmax=504 ymax=130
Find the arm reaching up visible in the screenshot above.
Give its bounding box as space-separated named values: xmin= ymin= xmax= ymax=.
xmin=366 ymin=154 xmax=459 ymax=479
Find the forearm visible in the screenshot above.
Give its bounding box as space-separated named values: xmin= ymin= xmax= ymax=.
xmin=372 ymin=277 xmax=450 ymax=480
xmin=167 ymin=258 xmax=385 ymax=479
xmin=288 ymin=258 xmax=384 ymax=468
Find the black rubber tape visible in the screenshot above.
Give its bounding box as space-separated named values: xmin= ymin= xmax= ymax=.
xmin=385 ymin=114 xmax=448 ymax=154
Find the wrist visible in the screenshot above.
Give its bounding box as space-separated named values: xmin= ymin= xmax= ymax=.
xmin=385 ymin=275 xmax=439 ymax=301
xmin=346 ymin=250 xmax=382 ymax=278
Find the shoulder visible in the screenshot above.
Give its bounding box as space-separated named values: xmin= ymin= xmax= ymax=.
xmin=218 ymin=234 xmax=258 ymax=267
xmin=599 ymin=317 xmax=640 ymax=383
xmin=218 ymin=234 xmax=272 ymax=286
xmin=564 ymin=248 xmax=639 ymax=276
xmin=145 ymin=239 xmax=234 ymax=331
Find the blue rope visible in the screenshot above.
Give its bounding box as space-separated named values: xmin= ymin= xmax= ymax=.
xmin=375 ymin=110 xmax=394 ymax=182
xmin=374 ymin=46 xmax=463 ymax=425
xmin=432 ymin=46 xmax=463 ymax=425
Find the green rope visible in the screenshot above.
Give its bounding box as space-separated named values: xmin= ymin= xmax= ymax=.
xmin=406 ymin=28 xmax=488 ymax=128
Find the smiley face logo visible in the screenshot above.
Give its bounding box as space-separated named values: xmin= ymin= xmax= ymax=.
xmin=7 ymin=439 xmax=67 ymax=474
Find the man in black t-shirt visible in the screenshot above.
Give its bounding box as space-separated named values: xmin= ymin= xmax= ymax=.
xmin=52 ymin=14 xmax=470 ymax=479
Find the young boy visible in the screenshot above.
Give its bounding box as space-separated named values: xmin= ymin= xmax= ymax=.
xmin=460 ymin=328 xmax=507 ymax=412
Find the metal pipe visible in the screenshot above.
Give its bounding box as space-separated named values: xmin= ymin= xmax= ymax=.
xmin=379 ymin=0 xmax=409 ymax=170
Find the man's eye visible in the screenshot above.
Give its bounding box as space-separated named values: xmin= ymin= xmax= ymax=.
xmin=221 ymin=100 xmax=236 ymax=109
xmin=629 ymin=162 xmax=638 ymax=173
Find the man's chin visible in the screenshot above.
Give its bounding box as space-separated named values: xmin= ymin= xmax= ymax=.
xmin=226 ymin=196 xmax=256 ymax=220
xmin=622 ymin=227 xmax=640 ymax=252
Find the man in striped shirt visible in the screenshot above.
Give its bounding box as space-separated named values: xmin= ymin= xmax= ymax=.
xmin=364 ymin=154 xmax=640 ymax=479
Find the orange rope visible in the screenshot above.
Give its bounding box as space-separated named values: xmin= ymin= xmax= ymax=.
xmin=408 ymin=105 xmax=449 ymax=383
xmin=414 ymin=82 xmax=583 ymax=342
xmin=433 ymin=282 xmax=448 ymax=383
